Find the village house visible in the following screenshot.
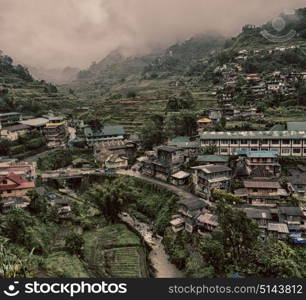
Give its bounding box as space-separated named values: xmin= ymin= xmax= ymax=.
xmin=192 ymin=164 xmax=232 ymax=199
xmin=196 ymin=155 xmax=229 ymax=166
xmin=83 ymin=123 xmax=125 ymax=146
xmin=287 ymin=165 xmax=306 ymax=200
xmin=235 ymin=180 xmax=288 ymax=206
xmin=94 ymin=139 xmax=138 ymax=167
xmin=0 ymin=124 xmax=31 ymax=141
xmin=196 ymin=118 xmax=214 ymax=133
xmin=0 ymin=173 xmax=35 ymax=199
xmin=177 ymin=199 xmax=206 ymax=233
xmin=170 ymin=215 xmax=185 ymax=233
xmin=0 ymin=197 xmax=30 ymax=214
xmin=0 ymin=157 xmax=17 ymax=167
xmin=235 ymin=150 xmax=281 ymax=178
xmin=151 ymin=146 xmax=185 ymax=181
xmin=0 ymin=112 xmax=21 ymax=129
xmin=171 ymin=171 xmax=191 ymax=186
xmin=19 ymin=117 xmax=49 ymax=132
xmin=278 ymin=207 xmax=306 ymax=232
xmin=208 ymin=109 xmax=223 ymax=124
xmin=44 ymin=116 xmax=68 ymax=148
xmin=267 ymin=223 xmax=289 ymax=240
xmin=0 ymin=159 xmax=36 ymax=180
xmin=105 ymin=154 xmax=128 ymax=170
xmin=47 ymin=193 xmax=71 ymax=216
xmin=168 ymin=136 xmax=200 ymax=159
xmin=196 ymin=212 xmax=219 ymax=236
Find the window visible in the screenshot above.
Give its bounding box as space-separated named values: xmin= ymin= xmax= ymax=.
xmin=240 ymin=140 xmax=248 ymax=145
xmin=282 ymin=140 xmax=290 ymax=145
xmin=304 ymin=149 xmax=306 ymax=154
xmin=221 ymin=140 xmax=229 ymax=145
xmin=3 ymin=179 xmax=7 ymax=184
xmin=220 ymin=148 xmax=228 ymax=153
xmin=282 ymin=149 xmax=290 ymax=154
xmin=293 ymin=149 xmax=301 ymax=154
xmin=272 ymin=140 xmax=279 ymax=145
xmin=293 ymin=139 xmax=301 ymax=145
xmin=231 ymin=140 xmax=238 ymax=145
xmin=251 ymin=140 xmax=258 ymax=145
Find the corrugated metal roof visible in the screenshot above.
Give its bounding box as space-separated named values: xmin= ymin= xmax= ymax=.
xmin=84 ymin=125 xmax=125 ymax=138
xmin=196 ymin=155 xmax=229 ymax=163
xmin=237 ymin=150 xmax=278 ymax=158
xmin=243 ymin=181 xmax=281 ymax=189
xmin=200 ymin=130 xmax=306 ymax=140
xmin=287 ymin=122 xmax=306 ymax=131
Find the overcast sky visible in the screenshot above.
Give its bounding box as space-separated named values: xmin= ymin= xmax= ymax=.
xmin=0 ymin=0 xmax=305 ymax=69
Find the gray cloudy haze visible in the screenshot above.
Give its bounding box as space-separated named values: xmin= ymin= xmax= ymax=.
xmin=0 ymin=0 xmax=306 ymax=69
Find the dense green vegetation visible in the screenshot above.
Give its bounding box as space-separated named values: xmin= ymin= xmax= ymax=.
xmin=164 ymin=199 xmax=306 ymax=278
xmin=0 ymin=132 xmax=47 ymax=159
xmin=37 ymin=149 xmax=73 ymax=171
xmin=0 ymin=51 xmax=85 ymax=117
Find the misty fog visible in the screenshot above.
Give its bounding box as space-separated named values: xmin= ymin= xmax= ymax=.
xmin=0 ymin=0 xmax=305 ymax=70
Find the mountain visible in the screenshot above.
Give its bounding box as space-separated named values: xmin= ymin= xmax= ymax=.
xmin=0 ymin=51 xmax=80 ymax=116
xmin=28 ymin=66 xmax=80 ymax=84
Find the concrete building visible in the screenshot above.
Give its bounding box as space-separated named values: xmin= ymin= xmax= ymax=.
xmin=44 ymin=117 xmax=68 ymax=147
xmin=0 ymin=112 xmax=21 ymax=129
xmin=200 ymin=122 xmax=306 ymax=157
xmin=0 ymin=124 xmax=31 ymax=141
xmin=192 ymin=164 xmax=232 ymax=199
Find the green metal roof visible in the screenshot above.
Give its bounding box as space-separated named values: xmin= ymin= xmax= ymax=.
xmin=169 ymin=136 xmax=200 ymax=148
xmin=270 ymin=124 xmax=286 ymax=131
xmin=84 ymin=124 xmax=125 ymax=139
xmin=236 ymin=150 xmax=278 ymax=158
xmin=200 ymin=130 xmax=306 ymax=140
xmin=196 ymin=155 xmax=229 ymax=163
xmin=287 ymin=122 xmax=306 ymax=131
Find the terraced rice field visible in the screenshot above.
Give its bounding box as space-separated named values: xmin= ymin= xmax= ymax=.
xmin=83 ymin=224 xmax=148 ymax=278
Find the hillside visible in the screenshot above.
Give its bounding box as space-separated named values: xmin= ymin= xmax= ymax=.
xmin=0 ymin=52 xmax=83 ymax=116
xmin=62 ymin=7 xmax=306 ymax=133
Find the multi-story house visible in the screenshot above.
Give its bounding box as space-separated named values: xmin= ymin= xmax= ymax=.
xmin=200 ymin=122 xmax=306 ymax=157
xmin=152 ymin=146 xmax=185 ymax=181
xmin=192 ymin=164 xmax=232 ymax=199
xmin=278 ymin=207 xmax=306 ymax=232
xmin=288 ymin=165 xmax=306 ymax=200
xmin=0 ymin=173 xmax=35 ymax=199
xmin=235 ymin=180 xmax=288 ymax=206
xmin=83 ymin=123 xmax=125 ymax=146
xmin=0 ymin=124 xmax=31 ymax=141
xmin=196 ymin=118 xmax=214 ymax=134
xmin=168 ymin=137 xmax=200 ymax=159
xmin=0 ymin=112 xmax=21 ymax=129
xmin=236 ymin=150 xmax=281 ymax=178
xmin=44 ymin=117 xmax=68 ymax=147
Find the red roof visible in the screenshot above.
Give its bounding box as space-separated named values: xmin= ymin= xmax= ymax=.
xmin=0 ymin=173 xmax=35 ymax=191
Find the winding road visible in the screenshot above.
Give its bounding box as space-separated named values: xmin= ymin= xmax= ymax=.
xmin=117 ymin=169 xmax=212 ymax=206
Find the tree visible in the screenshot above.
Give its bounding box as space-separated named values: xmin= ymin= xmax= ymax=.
xmin=0 ymin=239 xmax=34 ymax=278
xmin=86 ymin=178 xmax=134 ymax=223
xmin=164 ymin=111 xmax=197 ymax=138
xmin=214 ymin=201 xmax=260 ymax=267
xmin=126 ymin=90 xmax=137 ymax=99
xmin=141 ymin=114 xmax=165 ymax=149
xmin=65 ymin=233 xmax=84 ymax=256
xmin=201 ymin=144 xmax=217 ymax=155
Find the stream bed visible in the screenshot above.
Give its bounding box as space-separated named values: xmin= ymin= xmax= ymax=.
xmin=119 ymin=213 xmax=184 ymax=278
